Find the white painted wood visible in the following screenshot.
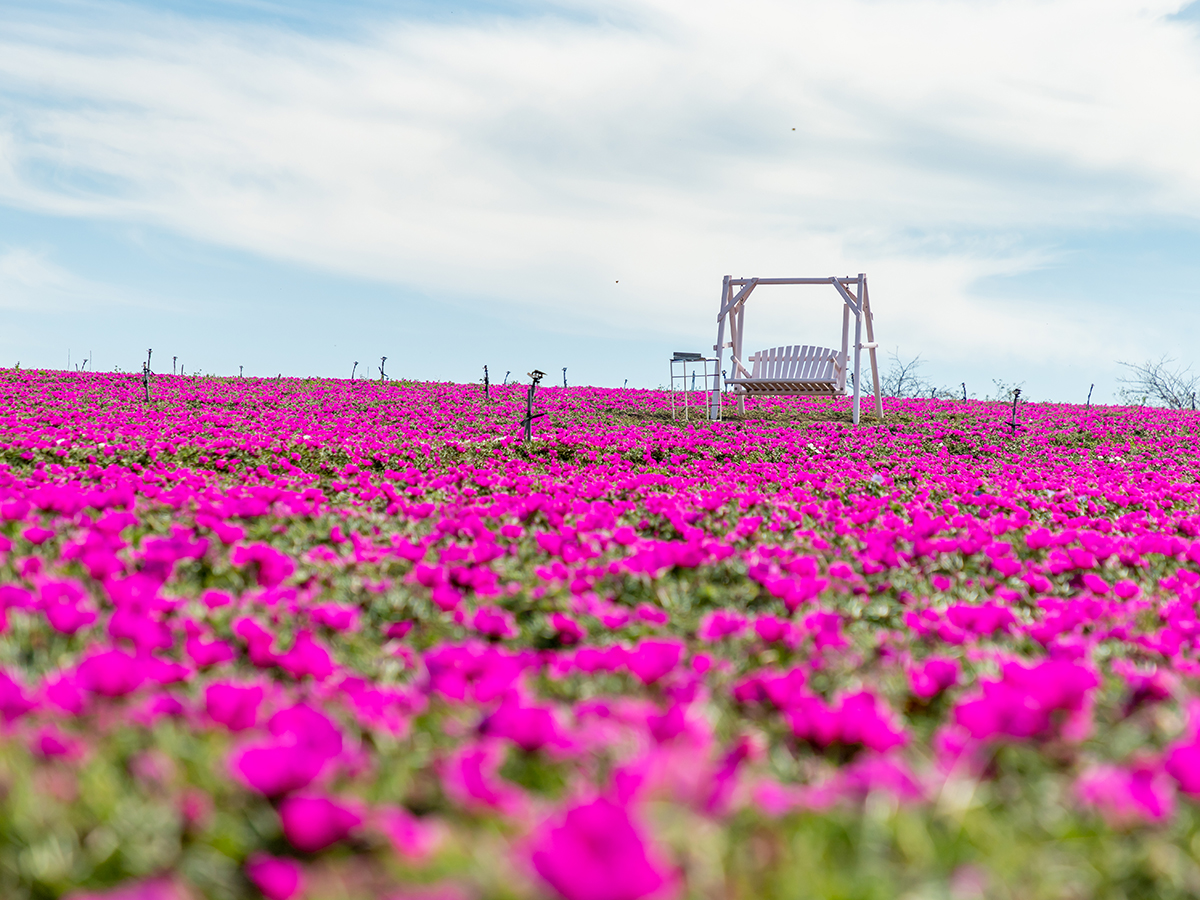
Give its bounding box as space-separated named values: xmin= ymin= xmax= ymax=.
xmin=728 ymin=345 xmax=839 ymax=394
xmin=710 ymin=273 xmax=883 ymax=423
xmin=716 ymin=278 xmax=760 ymax=320
xmin=730 ymin=278 xmax=860 ymax=286
xmin=852 ymin=305 xmax=863 ymax=427
xmin=862 ymin=276 xmax=883 ymax=419
xmin=831 ymin=278 xmax=862 ymax=316
xmin=710 ymin=276 xmax=730 ymax=420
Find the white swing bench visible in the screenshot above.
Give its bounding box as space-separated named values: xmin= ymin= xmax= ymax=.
xmin=724 ymin=344 xmax=845 ymax=396
xmin=710 ymin=275 xmax=883 ymax=424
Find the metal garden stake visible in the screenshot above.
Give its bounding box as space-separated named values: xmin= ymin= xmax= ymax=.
xmin=1008 ymin=388 xmax=1022 ymax=431
xmin=522 ymin=370 xmax=547 ymax=442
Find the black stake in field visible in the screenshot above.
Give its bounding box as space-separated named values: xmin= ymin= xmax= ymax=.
xmin=484 ymin=365 xmax=490 ymax=400
xmin=522 ymin=370 xmax=547 ymax=442
xmin=1008 ymin=388 xmax=1023 ymax=431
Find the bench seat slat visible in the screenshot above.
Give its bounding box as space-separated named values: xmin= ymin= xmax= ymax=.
xmin=730 ymin=344 xmax=841 ymax=396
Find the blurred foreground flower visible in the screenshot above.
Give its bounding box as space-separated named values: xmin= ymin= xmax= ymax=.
xmin=530 ymin=796 xmax=675 ymax=900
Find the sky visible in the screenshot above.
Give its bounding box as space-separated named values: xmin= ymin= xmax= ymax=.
xmin=2 ymin=0 xmax=1200 ymax=401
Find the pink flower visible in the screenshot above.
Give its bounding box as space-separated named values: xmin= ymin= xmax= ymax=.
xmin=205 ymin=683 xmax=263 ymax=732
xmin=548 ymin=613 xmax=586 ymax=646
xmin=231 ymin=542 xmax=296 ymax=588
xmin=0 ymin=668 xmax=36 ymax=722
xmin=697 ymin=610 xmax=747 ymax=642
xmin=626 ymin=640 xmax=684 ymax=685
xmin=953 ymin=659 xmax=1097 ymax=742
xmin=279 ymin=794 xmax=363 ymax=852
xmin=909 ymin=657 xmax=960 ymax=700
xmin=32 ymin=726 xmax=83 ymax=759
xmin=233 ymin=744 xmax=326 ymax=797
xmin=530 ymin=797 xmax=674 ymax=900
xmin=245 ymin=853 xmax=305 ymax=900
xmin=1077 ymin=762 xmax=1175 ymax=826
xmin=277 ymin=630 xmax=335 ymax=681
xmin=442 ymin=742 xmax=527 ymax=814
xmin=76 ymin=648 xmax=146 ymax=697
xmin=231 ymin=702 xmax=344 ymax=796
xmin=1165 ymin=741 xmax=1200 ymax=795
xmin=482 ymin=696 xmax=563 ymax=751
xmin=431 ymin=584 xmax=463 ymax=611
xmin=472 ymin=606 xmax=519 ymax=640
xmin=377 ymin=806 xmax=440 ymax=859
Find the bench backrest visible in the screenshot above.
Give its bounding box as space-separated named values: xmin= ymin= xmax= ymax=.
xmin=748 ymin=345 xmax=840 ymax=382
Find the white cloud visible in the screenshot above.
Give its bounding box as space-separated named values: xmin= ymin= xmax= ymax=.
xmin=0 ymin=245 xmax=98 ymax=309
xmin=0 ymin=0 xmax=1198 ymax=365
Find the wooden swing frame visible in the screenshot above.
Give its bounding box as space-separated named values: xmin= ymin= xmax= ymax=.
xmin=710 ymin=273 xmax=884 ymax=425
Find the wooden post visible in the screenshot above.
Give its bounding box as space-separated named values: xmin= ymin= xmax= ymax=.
xmin=860 ymin=275 xmax=883 ymax=419
xmin=840 ymin=302 xmax=850 ymax=396
xmin=734 ymin=299 xmax=746 ymax=414
xmin=710 ymin=276 xmax=730 ymax=420
xmin=852 ymin=306 xmax=863 ymax=426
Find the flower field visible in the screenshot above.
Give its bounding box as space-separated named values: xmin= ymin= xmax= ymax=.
xmin=5 ymin=369 xmax=1200 ymax=899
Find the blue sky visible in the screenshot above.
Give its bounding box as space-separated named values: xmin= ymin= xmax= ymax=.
xmin=3 ymin=0 xmax=1200 ymax=400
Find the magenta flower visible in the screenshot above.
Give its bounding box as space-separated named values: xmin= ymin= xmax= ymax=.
xmin=245 ymin=853 xmax=305 ymax=900
xmin=231 ymin=542 xmax=296 ymax=588
xmin=627 ymin=640 xmax=684 ymax=685
xmin=697 ymin=610 xmax=747 ymax=642
xmin=76 ymin=648 xmax=147 ymax=697
xmin=276 ymin=630 xmax=335 ymax=681
xmin=482 ymin=696 xmax=563 ymax=751
xmin=1077 ymin=762 xmax=1175 ymax=826
xmin=377 ymin=805 xmax=439 ymax=859
xmin=548 ymin=613 xmax=586 ymax=645
xmin=279 ymin=794 xmax=363 ymax=852
xmin=909 ymin=657 xmax=960 ymax=700
xmin=954 ymin=659 xmax=1098 ymax=742
xmin=530 ymin=797 xmax=674 ymax=900
xmin=0 ymin=669 xmax=35 ymax=722
xmin=32 ymin=726 xmax=83 ymax=759
xmin=1165 ymin=740 xmax=1200 ymax=795
xmin=442 ymin=742 xmax=527 ymax=814
xmin=232 ymin=744 xmax=326 ymax=797
xmin=472 ymin=606 xmax=519 ymax=640
xmin=205 ymin=683 xmax=264 ymax=732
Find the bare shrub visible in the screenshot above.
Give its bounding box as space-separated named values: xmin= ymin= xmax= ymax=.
xmin=1117 ymin=356 xmax=1198 ymax=409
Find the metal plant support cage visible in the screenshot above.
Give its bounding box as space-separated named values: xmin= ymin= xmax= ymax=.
xmin=670 ymin=352 xmax=722 ymax=422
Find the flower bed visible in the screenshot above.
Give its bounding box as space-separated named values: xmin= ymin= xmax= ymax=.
xmin=3 ymin=369 xmax=1200 ymax=898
